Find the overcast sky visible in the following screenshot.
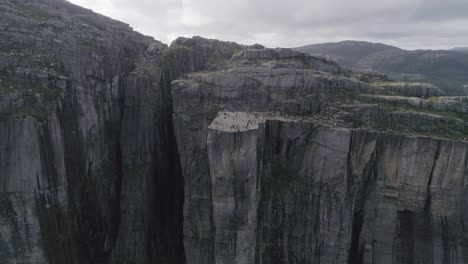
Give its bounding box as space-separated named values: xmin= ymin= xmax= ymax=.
xmin=68 ymin=0 xmax=468 ymax=50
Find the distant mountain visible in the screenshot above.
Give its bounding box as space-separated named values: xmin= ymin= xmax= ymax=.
xmin=452 ymin=47 xmax=468 ymax=52
xmin=294 ymin=40 xmax=401 ymax=67
xmin=294 ymin=41 xmax=468 ymax=95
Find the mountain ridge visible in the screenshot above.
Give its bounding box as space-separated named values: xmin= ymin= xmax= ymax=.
xmin=452 ymin=47 xmax=468 ymax=52
xmin=295 ymin=40 xmax=468 ymax=95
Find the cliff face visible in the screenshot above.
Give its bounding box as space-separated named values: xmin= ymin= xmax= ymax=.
xmin=0 ymin=1 xmax=248 ymax=263
xmin=0 ymin=1 xmax=184 ymax=263
xmin=257 ymin=121 xmax=468 ymax=264
xmin=2 ymin=1 xmax=468 ymax=264
xmin=172 ymin=48 xmax=468 ymax=264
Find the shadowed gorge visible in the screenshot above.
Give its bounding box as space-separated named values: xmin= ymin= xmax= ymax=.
xmin=2 ymin=1 xmax=468 ymax=264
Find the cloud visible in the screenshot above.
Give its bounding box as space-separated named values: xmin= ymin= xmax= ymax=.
xmin=413 ymin=0 xmax=468 ymax=21
xmin=68 ymin=0 xmax=468 ymax=50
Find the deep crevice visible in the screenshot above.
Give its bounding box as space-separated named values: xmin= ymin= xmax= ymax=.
xmin=148 ymin=64 xmax=187 ymax=264
xmin=424 ymin=141 xmax=441 ymax=212
xmin=347 ymin=132 xmax=381 ymax=264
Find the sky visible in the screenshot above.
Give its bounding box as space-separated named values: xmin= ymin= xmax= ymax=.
xmin=68 ymin=0 xmax=468 ymax=50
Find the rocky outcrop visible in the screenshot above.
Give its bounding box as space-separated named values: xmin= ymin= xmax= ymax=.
xmin=370 ymin=82 xmax=444 ymax=97
xmin=231 ymin=48 xmax=342 ymax=73
xmin=172 ymin=45 xmax=468 ymax=264
xmin=176 ymin=109 xmax=468 ymax=264
xmin=207 ymin=112 xmax=265 ymax=264
xmin=0 ymin=1 xmax=184 ymax=263
xmin=171 ymin=64 xmax=378 ymax=263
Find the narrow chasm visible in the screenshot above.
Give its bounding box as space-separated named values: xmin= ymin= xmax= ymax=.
xmin=150 ymin=74 xmax=186 ymax=264
xmin=346 ymin=131 xmax=380 ymax=264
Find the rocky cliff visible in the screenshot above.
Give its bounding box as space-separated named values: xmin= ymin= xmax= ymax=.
xmin=0 ymin=1 xmax=183 ymax=263
xmin=172 ymin=48 xmax=468 ymax=264
xmin=2 ymin=1 xmax=468 ymax=264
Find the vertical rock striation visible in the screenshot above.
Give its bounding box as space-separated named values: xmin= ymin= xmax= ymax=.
xmin=180 ymin=108 xmax=468 ymax=264
xmin=172 ymin=47 xmax=468 ymax=263
xmin=0 ymin=1 xmax=185 ymax=263
xmin=256 ymin=120 xmax=352 ymax=264
xmin=207 ymin=113 xmax=265 ymax=264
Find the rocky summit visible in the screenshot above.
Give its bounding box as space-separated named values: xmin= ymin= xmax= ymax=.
xmin=1 ymin=1 xmax=468 ymax=264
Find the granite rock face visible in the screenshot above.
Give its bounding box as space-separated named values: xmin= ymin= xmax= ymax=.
xmin=176 ymin=111 xmax=468 ymax=264
xmin=172 ymin=43 xmax=468 ymax=264
xmin=0 ymin=1 xmax=184 ymax=263
xmin=3 ymin=1 xmax=468 ymax=264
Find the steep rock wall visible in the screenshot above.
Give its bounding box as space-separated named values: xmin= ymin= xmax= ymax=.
xmin=178 ymin=109 xmax=468 ymax=264
xmin=0 ymin=1 xmax=185 ymax=263
xmin=172 ymin=64 xmax=468 ymax=264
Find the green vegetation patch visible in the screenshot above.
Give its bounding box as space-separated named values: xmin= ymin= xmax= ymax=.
xmin=13 ymin=106 xmax=48 ymax=121
xmin=374 ymin=102 xmax=468 ymax=139
xmin=370 ymin=81 xmax=436 ymax=92
xmin=160 ymin=44 xmax=195 ymax=73
xmin=0 ymin=78 xmax=61 ymax=122
xmin=0 ymin=79 xmax=17 ymax=93
xmin=13 ymin=2 xmax=52 ymax=21
xmin=0 ymin=77 xmax=63 ymax=101
xmin=377 ymin=102 xmax=468 ymax=122
xmin=416 ymin=124 xmax=468 ymax=140
xmin=0 ymin=106 xmax=48 ymax=122
xmin=427 ymin=96 xmax=440 ymax=102
xmin=76 ymin=15 xmax=107 ymax=31
xmin=40 ymin=87 xmax=63 ymax=101
xmin=371 ymin=81 xmax=408 ymax=87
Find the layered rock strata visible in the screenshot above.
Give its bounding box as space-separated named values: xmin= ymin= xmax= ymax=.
xmin=172 ymin=49 xmax=468 ymax=264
